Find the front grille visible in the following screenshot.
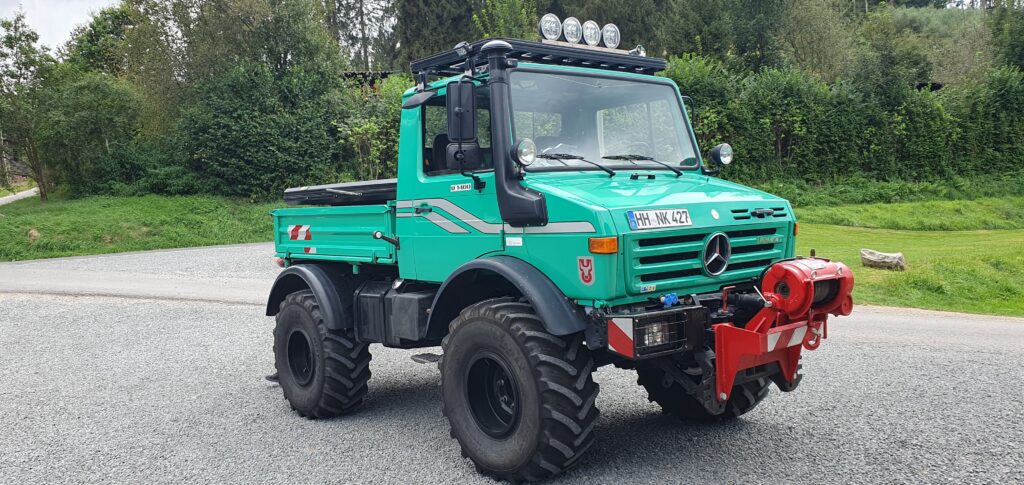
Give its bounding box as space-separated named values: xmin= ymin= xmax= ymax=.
xmin=626 ymin=223 xmax=787 ymax=294
xmin=732 ymin=207 xmax=789 ymax=220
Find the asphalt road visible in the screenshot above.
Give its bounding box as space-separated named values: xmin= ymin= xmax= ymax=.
xmin=1 ymin=245 xmax=1022 ymax=484
xmin=0 ymin=187 xmax=39 ymax=206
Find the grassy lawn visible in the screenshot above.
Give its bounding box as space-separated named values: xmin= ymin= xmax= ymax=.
xmin=797 ymin=197 xmax=1024 ymax=317
xmin=797 ymin=197 xmax=1024 ymax=231
xmin=0 ymin=195 xmax=279 ymax=261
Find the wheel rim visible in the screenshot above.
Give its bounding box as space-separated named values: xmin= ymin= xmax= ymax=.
xmin=466 ymin=352 xmax=521 ymax=439
xmin=287 ymin=329 xmax=315 ymax=386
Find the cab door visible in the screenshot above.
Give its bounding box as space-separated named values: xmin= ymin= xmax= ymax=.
xmin=395 ymin=84 xmax=504 ymax=283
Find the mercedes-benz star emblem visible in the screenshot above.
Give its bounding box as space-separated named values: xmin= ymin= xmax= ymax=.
xmin=702 ymin=233 xmax=731 ymax=276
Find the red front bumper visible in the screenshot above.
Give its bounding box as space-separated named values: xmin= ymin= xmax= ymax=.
xmin=713 ymin=257 xmax=854 ymax=401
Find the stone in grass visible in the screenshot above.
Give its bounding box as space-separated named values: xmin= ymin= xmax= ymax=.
xmin=860 ymin=248 xmax=907 ymax=271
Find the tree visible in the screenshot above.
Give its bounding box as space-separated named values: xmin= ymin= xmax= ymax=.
xmin=848 ymin=4 xmax=933 ymax=108
xmin=325 ymin=0 xmax=396 ymax=70
xmin=394 ymin=0 xmax=475 ymax=67
xmin=36 ymin=66 xmax=141 ymax=193
xmin=780 ymin=0 xmax=856 ymax=82
xmin=63 ymin=5 xmax=134 ymax=76
xmin=991 ymin=0 xmax=1024 ymax=69
xmin=0 ymin=12 xmax=56 ymax=202
xmin=728 ymin=0 xmax=787 ymax=70
xmin=473 ymin=0 xmax=538 ymax=39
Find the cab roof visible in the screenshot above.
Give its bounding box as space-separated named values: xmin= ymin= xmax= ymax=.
xmin=410 ymin=38 xmax=667 ymax=79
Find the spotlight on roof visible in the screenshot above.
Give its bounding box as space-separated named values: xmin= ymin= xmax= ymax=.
xmin=582 ymin=20 xmax=601 ymax=46
xmin=562 ymin=17 xmax=583 ymax=44
xmin=539 ymin=13 xmax=562 ymax=41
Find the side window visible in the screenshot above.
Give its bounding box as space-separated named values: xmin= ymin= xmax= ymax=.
xmin=423 ymin=103 xmax=447 ymax=174
xmin=422 ymin=85 xmax=492 ymax=176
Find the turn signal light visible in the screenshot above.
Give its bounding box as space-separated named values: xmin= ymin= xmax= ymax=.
xmin=794 ymin=222 xmax=799 ymax=236
xmin=589 ymin=237 xmax=618 ymax=254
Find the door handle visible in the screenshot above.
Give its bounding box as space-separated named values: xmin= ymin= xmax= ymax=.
xmin=414 ymin=206 xmax=432 ymax=214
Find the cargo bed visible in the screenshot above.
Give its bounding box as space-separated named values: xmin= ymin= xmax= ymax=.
xmin=284 ymin=179 xmax=397 ymax=206
xmin=273 ymin=204 xmax=396 ymax=264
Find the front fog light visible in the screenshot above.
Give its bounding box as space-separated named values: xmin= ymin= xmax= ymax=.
xmin=638 ymin=321 xmax=672 ymax=348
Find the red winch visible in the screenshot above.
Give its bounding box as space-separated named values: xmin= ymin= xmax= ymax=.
xmin=713 ymin=257 xmax=854 ymax=401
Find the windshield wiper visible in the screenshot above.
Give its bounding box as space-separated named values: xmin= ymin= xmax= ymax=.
xmin=538 ymin=153 xmax=616 ymax=177
xmin=603 ymin=154 xmax=683 ymax=177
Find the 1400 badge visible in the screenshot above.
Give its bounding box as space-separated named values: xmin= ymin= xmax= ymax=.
xmin=627 ymin=208 xmax=692 ymax=230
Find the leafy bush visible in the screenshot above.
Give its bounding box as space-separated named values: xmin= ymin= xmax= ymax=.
xmin=179 ymin=63 xmax=343 ymax=199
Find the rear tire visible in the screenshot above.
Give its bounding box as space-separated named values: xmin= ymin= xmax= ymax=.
xmin=274 ymin=290 xmax=371 ymax=418
xmin=440 ymin=298 xmax=599 ymax=482
xmin=636 ymin=357 xmax=771 ymax=421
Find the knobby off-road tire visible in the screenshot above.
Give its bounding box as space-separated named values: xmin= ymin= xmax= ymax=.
xmin=636 ymin=357 xmax=771 ymax=421
xmin=439 ymin=298 xmax=599 ymax=482
xmin=274 ymin=290 xmax=371 ymax=418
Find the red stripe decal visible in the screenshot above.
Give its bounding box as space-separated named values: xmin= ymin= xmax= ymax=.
xmin=289 ymin=225 xmax=301 ymax=240
xmin=303 ymin=227 xmax=312 ymax=240
xmin=607 ymin=320 xmax=634 ymax=358
xmin=776 ymin=329 xmax=794 ymax=350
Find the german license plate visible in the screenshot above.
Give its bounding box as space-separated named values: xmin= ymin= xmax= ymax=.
xmin=627 ymin=209 xmax=692 ymax=230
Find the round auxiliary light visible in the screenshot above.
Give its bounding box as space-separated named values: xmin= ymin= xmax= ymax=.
xmin=539 ymin=13 xmax=562 ymax=41
xmin=601 ymin=23 xmax=621 ymax=49
xmin=562 ymin=17 xmax=582 ymax=44
xmin=515 ymin=138 xmax=537 ymax=166
xmin=582 ymin=20 xmax=602 ymax=46
xmin=718 ymin=143 xmax=734 ymax=165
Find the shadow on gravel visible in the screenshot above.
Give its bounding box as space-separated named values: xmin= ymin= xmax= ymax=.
xmin=554 ymin=411 xmax=792 ymax=482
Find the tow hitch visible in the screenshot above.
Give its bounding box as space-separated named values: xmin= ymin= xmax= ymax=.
xmin=713 ymin=257 xmax=854 ymax=401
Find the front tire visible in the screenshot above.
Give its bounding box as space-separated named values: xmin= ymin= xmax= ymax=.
xmin=274 ymin=290 xmax=371 ymax=418
xmin=440 ymin=298 xmax=599 ymax=482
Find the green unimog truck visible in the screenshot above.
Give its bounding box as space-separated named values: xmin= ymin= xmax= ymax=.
xmin=265 ymin=37 xmax=855 ymax=481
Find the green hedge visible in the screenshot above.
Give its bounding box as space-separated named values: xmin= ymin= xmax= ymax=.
xmin=662 ymin=55 xmax=1024 ymax=185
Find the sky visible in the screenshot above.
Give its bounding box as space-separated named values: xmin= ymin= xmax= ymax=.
xmin=1 ymin=0 xmax=118 ymax=49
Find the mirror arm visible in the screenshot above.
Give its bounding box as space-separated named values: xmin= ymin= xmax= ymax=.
xmin=454 ymin=146 xmax=486 ymax=191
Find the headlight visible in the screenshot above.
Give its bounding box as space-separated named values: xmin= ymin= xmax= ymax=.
xmin=515 ymin=138 xmax=536 ymax=166
xmin=539 ymin=13 xmax=561 ymax=41
xmin=562 ymin=17 xmax=582 ymax=44
xmin=719 ymin=144 xmax=733 ymax=165
xmin=602 ymin=24 xmax=620 ymax=49
xmin=582 ymin=20 xmax=601 ymax=46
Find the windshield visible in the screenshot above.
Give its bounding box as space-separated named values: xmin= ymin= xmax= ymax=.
xmin=509 ymin=70 xmax=699 ymax=172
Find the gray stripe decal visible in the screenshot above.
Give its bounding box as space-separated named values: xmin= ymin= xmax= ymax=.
xmin=396 ymin=199 xmax=595 ymax=234
xmin=424 ymin=211 xmax=470 ymax=233
xmin=521 ymin=221 xmax=596 ymax=234
xmin=419 ymin=198 xmax=503 ymax=234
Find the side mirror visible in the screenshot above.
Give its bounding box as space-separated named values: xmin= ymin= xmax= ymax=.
xmin=708 ymin=143 xmax=733 ymax=167
xmin=446 ymin=142 xmax=483 ymax=170
xmin=446 ymin=80 xmax=477 ymax=142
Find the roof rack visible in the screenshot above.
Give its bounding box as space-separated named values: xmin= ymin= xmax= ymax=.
xmin=410 ymin=38 xmax=667 ymax=81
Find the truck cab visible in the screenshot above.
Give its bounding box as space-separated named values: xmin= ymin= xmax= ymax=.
xmin=266 ymin=38 xmax=854 ymax=482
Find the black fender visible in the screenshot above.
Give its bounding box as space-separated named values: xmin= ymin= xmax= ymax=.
xmin=265 ymin=264 xmax=347 ymax=330
xmin=425 ymin=256 xmax=587 ymax=339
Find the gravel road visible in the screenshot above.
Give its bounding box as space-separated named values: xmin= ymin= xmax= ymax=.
xmin=0 ymin=187 xmax=39 ymax=206
xmin=1 ymin=245 xmax=1022 ymax=484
